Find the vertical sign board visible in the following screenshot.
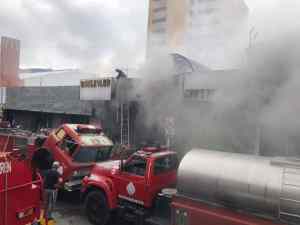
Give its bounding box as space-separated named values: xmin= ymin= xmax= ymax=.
xmin=0 ymin=87 xmax=6 ymax=117
xmin=0 ymin=87 xmax=6 ymax=104
xmin=0 ymin=37 xmax=22 ymax=87
xmin=80 ymin=78 xmax=112 ymax=100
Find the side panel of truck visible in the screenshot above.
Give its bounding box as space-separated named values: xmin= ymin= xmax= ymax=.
xmin=171 ymin=196 xmax=283 ymax=225
xmin=0 ymin=157 xmax=42 ymax=225
xmin=114 ymin=155 xmax=149 ymax=206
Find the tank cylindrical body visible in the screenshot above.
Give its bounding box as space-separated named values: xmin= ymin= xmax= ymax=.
xmin=177 ymin=149 xmax=300 ymax=224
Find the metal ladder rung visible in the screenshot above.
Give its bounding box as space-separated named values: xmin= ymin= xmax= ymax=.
xmin=283 ymin=171 xmax=300 ymax=175
xmin=280 ymin=197 xmax=300 ymax=204
xmin=120 ymin=103 xmax=130 ymax=144
xmin=279 ymin=167 xmax=300 ymax=221
xmin=282 ymin=183 xmax=300 ymax=188
xmin=279 ymin=211 xmax=300 ymax=219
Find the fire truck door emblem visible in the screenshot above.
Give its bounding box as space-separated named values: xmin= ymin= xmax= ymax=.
xmin=0 ymin=161 xmax=12 ymax=174
xmin=126 ymin=182 xmax=136 ymax=196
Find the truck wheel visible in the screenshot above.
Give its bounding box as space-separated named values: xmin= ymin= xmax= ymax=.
xmin=84 ymin=191 xmax=110 ymax=225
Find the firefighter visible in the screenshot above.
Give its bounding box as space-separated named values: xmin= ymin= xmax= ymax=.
xmin=43 ymin=161 xmax=61 ymax=220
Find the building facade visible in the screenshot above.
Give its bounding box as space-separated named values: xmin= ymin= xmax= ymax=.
xmin=147 ymin=0 xmax=249 ymax=68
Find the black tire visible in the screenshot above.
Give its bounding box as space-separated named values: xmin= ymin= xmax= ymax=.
xmin=84 ymin=190 xmax=111 ymax=225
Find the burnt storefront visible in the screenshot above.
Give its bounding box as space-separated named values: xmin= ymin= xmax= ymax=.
xmin=4 ymin=86 xmax=93 ymax=131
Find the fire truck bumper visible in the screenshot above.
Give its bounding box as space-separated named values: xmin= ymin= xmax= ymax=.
xmin=64 ymin=179 xmax=82 ymax=191
xmin=38 ymin=216 xmax=56 ymax=225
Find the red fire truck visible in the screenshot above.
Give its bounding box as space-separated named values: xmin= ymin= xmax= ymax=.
xmin=0 ymin=151 xmax=45 ymax=225
xmin=81 ymin=146 xmax=178 ymax=225
xmin=31 ymin=124 xmax=117 ymax=191
xmin=82 ymin=148 xmax=300 ymax=225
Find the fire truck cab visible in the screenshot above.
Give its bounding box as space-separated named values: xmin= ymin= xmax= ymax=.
xmin=0 ymin=152 xmax=44 ymax=225
xmin=32 ymin=124 xmax=115 ymax=191
xmin=0 ymin=128 xmax=31 ymax=153
xmin=82 ymin=147 xmax=178 ymax=225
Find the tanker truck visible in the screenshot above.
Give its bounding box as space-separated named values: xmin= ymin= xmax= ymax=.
xmin=82 ymin=149 xmax=300 ymax=225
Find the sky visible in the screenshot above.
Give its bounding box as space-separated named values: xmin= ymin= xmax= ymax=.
xmin=0 ymin=0 xmax=148 ymax=71
xmin=0 ymin=0 xmax=297 ymax=71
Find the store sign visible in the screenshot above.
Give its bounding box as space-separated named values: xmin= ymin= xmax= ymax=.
xmin=80 ymin=78 xmax=112 ymax=100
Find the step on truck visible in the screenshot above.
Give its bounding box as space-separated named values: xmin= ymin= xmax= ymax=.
xmin=0 ymin=151 xmax=45 ymax=225
xmin=82 ymin=148 xmax=300 ymax=225
xmin=30 ymin=124 xmax=117 ymax=192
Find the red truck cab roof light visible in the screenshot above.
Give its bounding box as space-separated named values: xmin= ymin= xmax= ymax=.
xmin=140 ymin=146 xmax=168 ymax=154
xmin=76 ymin=125 xmax=102 ymax=134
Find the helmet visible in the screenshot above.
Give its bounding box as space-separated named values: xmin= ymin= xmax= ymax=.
xmin=52 ymin=161 xmax=60 ymax=168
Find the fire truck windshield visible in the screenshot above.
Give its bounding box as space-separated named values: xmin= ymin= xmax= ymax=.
xmin=73 ymin=146 xmax=113 ymax=163
xmin=80 ymin=134 xmax=113 ymax=146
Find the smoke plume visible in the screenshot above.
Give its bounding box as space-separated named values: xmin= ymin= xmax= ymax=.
xmin=135 ymin=1 xmax=300 ymax=157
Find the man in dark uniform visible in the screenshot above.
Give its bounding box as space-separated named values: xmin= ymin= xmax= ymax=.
xmin=43 ymin=161 xmax=61 ymax=219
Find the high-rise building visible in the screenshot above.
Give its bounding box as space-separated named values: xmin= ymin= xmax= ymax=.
xmin=0 ymin=37 xmax=22 ymax=86
xmin=147 ymin=0 xmax=249 ymax=68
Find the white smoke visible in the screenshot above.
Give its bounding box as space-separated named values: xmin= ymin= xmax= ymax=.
xmin=135 ymin=1 xmax=300 ymax=156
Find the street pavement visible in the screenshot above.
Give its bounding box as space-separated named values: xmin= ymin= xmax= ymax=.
xmin=54 ymin=191 xmax=90 ymax=225
xmin=53 ymin=191 xmax=127 ymax=225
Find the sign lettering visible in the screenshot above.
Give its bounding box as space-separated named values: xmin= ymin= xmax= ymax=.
xmin=80 ymin=78 xmax=112 ymax=100
xmin=80 ymin=79 xmax=111 ymax=88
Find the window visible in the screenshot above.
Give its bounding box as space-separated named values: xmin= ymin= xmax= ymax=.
xmin=152 ymin=17 xmax=166 ymax=24
xmin=199 ymin=7 xmax=216 ymax=14
xmin=124 ymin=156 xmax=147 ymax=176
xmin=154 ymin=155 xmax=178 ymax=175
xmin=73 ymin=146 xmax=112 ymax=163
xmin=60 ymin=135 xmax=78 ymax=156
xmin=153 ymin=27 xmax=166 ymax=33
xmin=14 ymin=137 xmax=28 ymax=150
xmin=184 ymin=89 xmax=200 ymax=98
xmin=56 ymin=128 xmax=66 ymax=140
xmin=153 ymin=6 xmax=167 ymax=13
xmin=190 ymin=9 xmax=194 ymax=17
xmin=152 ymin=0 xmax=167 ymax=9
xmin=184 ymin=89 xmax=215 ymax=101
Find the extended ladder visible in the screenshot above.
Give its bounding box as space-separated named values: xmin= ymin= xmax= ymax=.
xmin=120 ymin=103 xmax=130 ymax=145
xmin=279 ymin=167 xmax=300 ymax=224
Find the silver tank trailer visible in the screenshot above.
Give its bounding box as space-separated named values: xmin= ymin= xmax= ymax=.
xmin=177 ymin=149 xmax=300 ymax=224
